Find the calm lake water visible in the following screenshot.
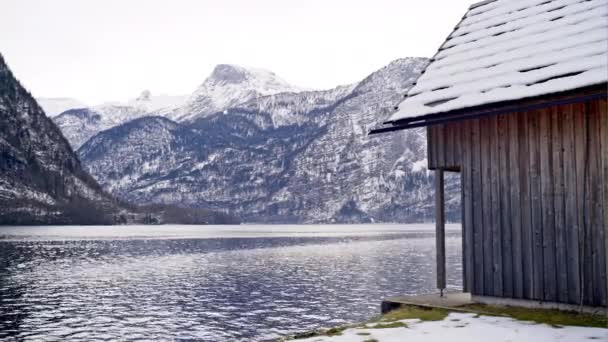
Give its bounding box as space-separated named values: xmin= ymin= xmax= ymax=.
xmin=0 ymin=224 xmax=462 ymax=341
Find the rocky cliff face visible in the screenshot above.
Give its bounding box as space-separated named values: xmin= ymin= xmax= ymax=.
xmin=0 ymin=54 xmax=121 ymax=224
xmin=265 ymin=59 xmax=445 ymax=223
xmin=77 ymin=58 xmax=462 ymax=223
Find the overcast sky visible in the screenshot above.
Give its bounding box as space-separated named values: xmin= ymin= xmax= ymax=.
xmin=1 ymin=0 xmax=473 ymax=105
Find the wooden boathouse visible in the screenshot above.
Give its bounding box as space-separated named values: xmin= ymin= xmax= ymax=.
xmin=372 ymin=0 xmax=607 ymax=309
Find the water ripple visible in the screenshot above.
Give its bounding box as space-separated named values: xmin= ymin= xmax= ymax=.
xmin=0 ymin=225 xmax=462 ymax=341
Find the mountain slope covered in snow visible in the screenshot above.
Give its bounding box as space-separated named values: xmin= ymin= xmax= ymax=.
xmin=52 ymin=90 xmax=189 ymax=150
xmin=53 ymin=105 xmax=150 ymax=150
xmin=77 ymin=58 xmax=462 ymax=223
xmin=53 ymin=65 xmax=302 ymax=149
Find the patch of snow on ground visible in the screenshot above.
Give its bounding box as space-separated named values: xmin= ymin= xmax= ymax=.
xmin=297 ymin=312 xmax=608 ymax=342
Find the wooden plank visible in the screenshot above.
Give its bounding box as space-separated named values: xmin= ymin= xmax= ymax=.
xmin=583 ymin=106 xmax=595 ymax=307
xmin=489 ymin=115 xmax=503 ymax=297
xmin=600 ymin=99 xmax=608 ymax=307
xmin=432 ymin=125 xmax=439 ymax=170
xmin=508 ymin=112 xmax=524 ymax=299
xmin=562 ymin=104 xmax=581 ymax=304
xmin=436 ymin=168 xmax=446 ymax=294
xmin=585 ymin=103 xmax=596 ymax=306
xmin=442 ymin=125 xmax=450 ymax=168
xmin=539 ymin=109 xmax=557 ymax=302
xmin=480 ymin=117 xmax=494 ymax=296
xmin=588 ymin=102 xmax=606 ymax=306
xmin=432 ymin=125 xmax=439 ymax=169
xmin=528 ymin=109 xmax=544 ymax=301
xmin=597 ymin=101 xmax=607 ymax=307
xmin=462 ymin=120 xmax=475 ymax=293
xmin=471 ymin=118 xmax=485 ymax=296
xmin=450 ymin=124 xmax=456 ymax=168
xmin=460 ymin=169 xmax=468 ymax=292
xmin=452 ymin=123 xmax=458 ymax=167
xmin=447 ymin=124 xmax=454 ymax=168
xmin=574 ymin=104 xmax=592 ymax=306
xmin=427 ymin=126 xmax=435 ymax=169
xmin=437 ymin=124 xmax=445 ymax=168
xmin=497 ymin=114 xmax=511 ymax=297
xmin=564 ymin=104 xmax=583 ymax=304
xmin=551 ymin=106 xmax=568 ymax=304
xmin=446 ymin=124 xmax=454 ymax=168
xmin=519 ymin=112 xmax=534 ymax=299
xmin=453 ymin=121 xmax=462 ymax=168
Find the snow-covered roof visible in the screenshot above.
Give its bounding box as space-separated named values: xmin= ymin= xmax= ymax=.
xmin=388 ymin=0 xmax=608 ymax=123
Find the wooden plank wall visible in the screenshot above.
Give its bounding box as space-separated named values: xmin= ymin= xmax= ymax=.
xmin=427 ymin=121 xmax=463 ymax=170
xmin=428 ymin=98 xmax=607 ymax=307
xmin=602 ymin=100 xmax=608 ymax=307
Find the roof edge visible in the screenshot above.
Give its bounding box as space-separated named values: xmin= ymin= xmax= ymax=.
xmin=370 ymin=83 xmax=607 ymax=135
xmin=469 ymin=0 xmax=498 ymax=10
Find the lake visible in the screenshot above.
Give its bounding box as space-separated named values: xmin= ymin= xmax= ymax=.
xmin=0 ymin=224 xmax=462 ymax=341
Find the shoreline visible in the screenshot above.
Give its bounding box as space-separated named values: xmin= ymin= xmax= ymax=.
xmin=286 ymin=303 xmax=608 ymax=341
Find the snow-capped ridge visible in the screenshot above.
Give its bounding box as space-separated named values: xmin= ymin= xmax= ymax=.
xmin=172 ymin=64 xmax=307 ymax=122
xmin=75 ymin=57 xmax=457 ymax=224
xmin=126 ymin=90 xmax=188 ymax=112
xmin=206 ymin=64 xmax=297 ymax=88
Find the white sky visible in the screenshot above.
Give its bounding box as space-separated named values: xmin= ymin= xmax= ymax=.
xmin=1 ymin=0 xmax=473 ymax=105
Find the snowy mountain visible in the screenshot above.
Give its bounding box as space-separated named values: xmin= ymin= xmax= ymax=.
xmin=53 ymin=105 xmax=150 ymax=150
xmin=36 ymin=97 xmax=86 ymax=117
xmin=0 ymin=55 xmax=237 ymax=225
xmin=77 ymin=57 xmax=462 ymax=223
xmin=53 ymin=66 xmax=303 ymax=150
xmin=122 ymin=90 xmax=187 ymax=113
xmin=0 ymin=54 xmax=122 ymax=224
xmin=51 ymin=89 xmax=186 ymax=150
xmin=167 ymin=64 xmax=305 ymax=122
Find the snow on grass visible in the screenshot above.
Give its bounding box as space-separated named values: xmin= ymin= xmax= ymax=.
xmin=294 ymin=312 xmax=608 ymax=342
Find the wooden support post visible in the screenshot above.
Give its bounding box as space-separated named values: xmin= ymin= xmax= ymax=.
xmin=436 ymin=168 xmax=446 ymax=296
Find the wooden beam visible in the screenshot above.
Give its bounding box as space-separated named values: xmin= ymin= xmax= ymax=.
xmin=436 ymin=168 xmax=446 ymax=296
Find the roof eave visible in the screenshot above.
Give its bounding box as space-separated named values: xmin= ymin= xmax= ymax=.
xmin=370 ymin=83 xmax=608 ymax=135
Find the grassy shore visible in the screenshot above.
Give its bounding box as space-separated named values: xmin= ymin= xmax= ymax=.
xmin=286 ymin=304 xmax=607 ymax=340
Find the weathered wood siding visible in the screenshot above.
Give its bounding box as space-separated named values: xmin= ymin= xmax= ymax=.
xmin=428 ymin=98 xmax=608 ymax=307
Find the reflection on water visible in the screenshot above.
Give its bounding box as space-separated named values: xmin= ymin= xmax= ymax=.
xmin=0 ymin=224 xmax=462 ymax=341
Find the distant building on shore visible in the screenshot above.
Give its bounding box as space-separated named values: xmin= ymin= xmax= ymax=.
xmin=372 ymin=0 xmax=607 ymax=309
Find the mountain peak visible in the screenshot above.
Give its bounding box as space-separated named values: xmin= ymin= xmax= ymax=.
xmin=210 ymin=64 xmax=254 ymax=84
xmin=207 ymin=64 xmax=285 ymax=86
xmin=175 ymin=64 xmax=305 ymax=122
xmin=136 ymin=89 xmax=152 ymax=102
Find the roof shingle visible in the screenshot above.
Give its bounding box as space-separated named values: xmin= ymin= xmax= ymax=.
xmin=389 ymin=0 xmax=608 ymax=122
